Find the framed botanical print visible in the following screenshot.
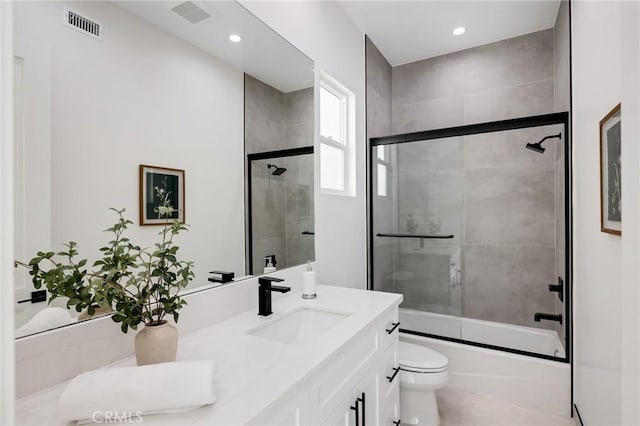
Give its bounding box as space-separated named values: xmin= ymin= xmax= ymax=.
xmin=600 ymin=103 xmax=621 ymax=235
xmin=139 ymin=165 xmax=185 ymax=226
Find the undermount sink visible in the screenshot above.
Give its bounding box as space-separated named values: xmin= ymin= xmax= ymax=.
xmin=247 ymin=307 xmax=351 ymax=344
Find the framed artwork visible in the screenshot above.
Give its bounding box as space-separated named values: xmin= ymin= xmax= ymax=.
xmin=600 ymin=103 xmax=621 ymax=235
xmin=139 ymin=165 xmax=185 ymax=226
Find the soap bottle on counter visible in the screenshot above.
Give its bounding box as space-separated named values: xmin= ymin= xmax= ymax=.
xmin=264 ymin=255 xmax=277 ymax=274
xmin=302 ymin=260 xmax=317 ymax=299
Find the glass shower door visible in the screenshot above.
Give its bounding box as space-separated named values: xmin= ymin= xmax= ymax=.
xmin=372 ymin=137 xmax=464 ymax=339
xmin=370 ymin=116 xmax=569 ymax=361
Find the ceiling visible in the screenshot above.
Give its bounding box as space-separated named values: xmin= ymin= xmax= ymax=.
xmin=115 ymin=1 xmax=313 ymax=93
xmin=339 ymin=1 xmax=561 ymax=66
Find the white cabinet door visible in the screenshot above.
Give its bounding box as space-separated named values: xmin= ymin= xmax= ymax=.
xmin=357 ymin=373 xmax=379 ymax=426
xmin=320 ymin=403 xmax=351 ymax=426
xmin=320 ymin=373 xmax=377 ymax=426
xmin=378 ymin=345 xmax=400 ymax=426
xmin=314 ymin=307 xmax=400 ymax=426
xmin=247 ymin=386 xmax=309 ymax=426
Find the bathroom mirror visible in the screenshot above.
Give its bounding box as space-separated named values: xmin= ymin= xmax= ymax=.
xmin=12 ymin=0 xmax=314 ymax=337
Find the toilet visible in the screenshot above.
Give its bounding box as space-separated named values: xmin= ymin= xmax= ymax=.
xmin=399 ymin=341 xmax=449 ymax=426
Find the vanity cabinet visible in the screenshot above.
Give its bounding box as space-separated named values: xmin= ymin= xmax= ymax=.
xmin=320 ymin=373 xmax=378 ymax=426
xmin=248 ymin=306 xmax=400 ymax=426
xmin=15 ymin=286 xmax=403 ymax=426
xmin=247 ymin=387 xmax=310 ymax=426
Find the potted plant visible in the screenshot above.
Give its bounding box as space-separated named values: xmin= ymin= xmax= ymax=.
xmin=17 ymin=208 xmax=194 ymax=365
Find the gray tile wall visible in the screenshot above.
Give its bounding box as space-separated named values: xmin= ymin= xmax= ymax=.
xmin=392 ymin=30 xmax=555 ymax=133
xmin=245 ymin=74 xmax=285 ymax=155
xmin=285 ymin=88 xmax=314 ymax=149
xmin=382 ymin=29 xmax=566 ymax=332
xmin=462 ymin=125 xmax=562 ymax=330
xmin=283 ymin=154 xmax=315 ymax=268
xmin=394 ymin=137 xmax=464 ymax=316
xmin=244 ymin=74 xmax=314 ymax=273
xmin=367 ymin=37 xmax=397 ymax=295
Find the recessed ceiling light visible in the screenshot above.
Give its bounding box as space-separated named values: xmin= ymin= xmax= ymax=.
xmin=453 ymin=26 xmax=466 ymax=36
xmin=229 ymin=34 xmax=242 ymax=43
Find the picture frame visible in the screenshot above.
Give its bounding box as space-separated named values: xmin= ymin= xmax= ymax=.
xmin=139 ymin=164 xmax=185 ymax=226
xmin=599 ymin=103 xmax=622 ymax=235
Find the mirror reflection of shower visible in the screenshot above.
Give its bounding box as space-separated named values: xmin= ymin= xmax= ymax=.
xmin=268 ymin=164 xmax=287 ymax=176
xmin=248 ymin=148 xmax=315 ymax=275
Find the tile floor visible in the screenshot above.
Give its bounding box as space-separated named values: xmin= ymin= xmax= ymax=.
xmin=436 ymin=388 xmax=576 ymax=426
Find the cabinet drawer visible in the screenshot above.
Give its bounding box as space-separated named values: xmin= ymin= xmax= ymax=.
xmin=310 ymin=326 xmax=379 ymax=418
xmin=379 ymin=344 xmax=399 ymax=400
xmin=380 ymin=307 xmax=400 ymax=351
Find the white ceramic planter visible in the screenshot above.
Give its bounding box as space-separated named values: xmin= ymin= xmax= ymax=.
xmin=134 ymin=321 xmax=178 ymax=366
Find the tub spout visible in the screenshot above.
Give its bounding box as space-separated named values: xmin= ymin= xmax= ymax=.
xmin=534 ymin=312 xmax=562 ymax=324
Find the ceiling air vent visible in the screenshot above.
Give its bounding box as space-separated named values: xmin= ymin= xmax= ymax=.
xmin=63 ymin=7 xmax=102 ymax=41
xmin=171 ymin=1 xmax=213 ymax=24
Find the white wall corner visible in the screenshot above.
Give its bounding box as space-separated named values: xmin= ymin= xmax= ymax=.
xmin=620 ymin=2 xmax=640 ymax=424
xmin=0 ymin=1 xmax=16 ymax=423
xmin=240 ymin=1 xmax=367 ymax=289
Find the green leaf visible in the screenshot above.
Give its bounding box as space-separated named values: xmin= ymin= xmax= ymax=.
xmin=112 ymin=314 xmax=126 ymax=323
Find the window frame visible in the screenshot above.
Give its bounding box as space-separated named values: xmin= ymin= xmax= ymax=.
xmin=319 ymin=74 xmax=354 ymax=196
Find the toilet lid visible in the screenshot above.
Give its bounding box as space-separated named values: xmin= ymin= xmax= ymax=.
xmin=399 ymin=341 xmax=448 ymax=371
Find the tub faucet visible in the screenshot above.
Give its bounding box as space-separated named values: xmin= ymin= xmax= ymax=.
xmin=534 ymin=312 xmax=562 ymax=324
xmin=258 ymin=276 xmax=291 ymax=316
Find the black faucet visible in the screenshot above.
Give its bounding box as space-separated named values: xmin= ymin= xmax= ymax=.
xmin=548 ymin=277 xmax=564 ymax=302
xmin=258 ymin=276 xmax=291 ymax=316
xmin=534 ymin=313 xmax=562 ymax=324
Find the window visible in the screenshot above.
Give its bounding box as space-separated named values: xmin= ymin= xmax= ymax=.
xmin=319 ymin=73 xmax=355 ymax=195
xmin=376 ymin=146 xmax=388 ymax=197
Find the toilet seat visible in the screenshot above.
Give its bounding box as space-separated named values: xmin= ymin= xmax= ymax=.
xmin=399 ymin=341 xmax=448 ymax=373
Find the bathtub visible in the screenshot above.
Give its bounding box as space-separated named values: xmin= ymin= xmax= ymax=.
xmin=400 ymin=309 xmax=571 ymax=416
xmin=401 ymin=308 xmax=566 ymax=358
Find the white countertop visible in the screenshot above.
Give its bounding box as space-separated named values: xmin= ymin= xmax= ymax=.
xmin=15 ymin=285 xmax=402 ymax=425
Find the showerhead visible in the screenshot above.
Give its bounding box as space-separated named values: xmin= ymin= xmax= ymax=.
xmin=525 ymin=141 xmax=546 ymax=154
xmin=525 ymin=133 xmax=562 ymax=154
xmin=268 ymin=164 xmax=287 ymax=176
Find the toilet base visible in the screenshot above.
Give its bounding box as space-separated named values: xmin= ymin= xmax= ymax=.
xmin=400 ymin=388 xmax=440 ymax=426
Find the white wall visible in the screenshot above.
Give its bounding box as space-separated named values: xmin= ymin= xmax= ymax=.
xmin=13 ymin=2 xmax=245 ymax=293
xmin=572 ymin=1 xmax=640 ymax=424
xmin=619 ymin=4 xmax=640 ymax=425
xmin=0 ymin=1 xmax=15 ymax=423
xmin=241 ymin=1 xmax=367 ymax=289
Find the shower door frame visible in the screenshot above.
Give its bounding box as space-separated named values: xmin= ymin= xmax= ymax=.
xmin=367 ymin=112 xmax=572 ymax=363
xmin=246 ymin=146 xmax=314 ymax=275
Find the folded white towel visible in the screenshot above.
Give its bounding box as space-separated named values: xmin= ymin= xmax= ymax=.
xmin=59 ymin=360 xmax=216 ymax=424
xmin=15 ymin=307 xmax=75 ymax=338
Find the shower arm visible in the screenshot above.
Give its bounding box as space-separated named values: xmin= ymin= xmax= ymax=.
xmin=538 ymin=133 xmax=562 ymax=145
